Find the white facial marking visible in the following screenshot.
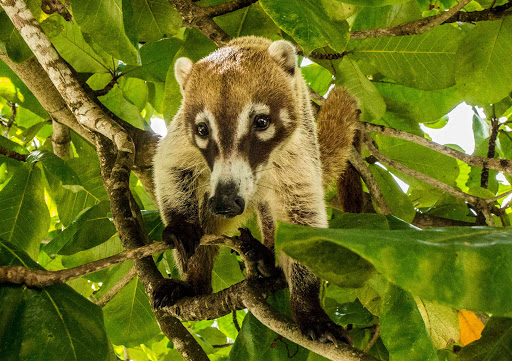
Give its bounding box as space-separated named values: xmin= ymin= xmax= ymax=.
xmin=210 ymin=157 xmax=254 ymax=200
xmin=280 ymin=108 xmax=291 ymax=127
xmin=255 ymin=123 xmax=276 ymax=141
xmin=235 ymin=102 xmax=271 ymax=141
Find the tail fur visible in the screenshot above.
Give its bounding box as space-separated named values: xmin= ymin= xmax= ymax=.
xmin=317 ymin=87 xmax=360 ymax=185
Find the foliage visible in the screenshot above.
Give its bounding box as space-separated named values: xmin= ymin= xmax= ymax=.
xmin=0 ymin=0 xmax=512 ymax=360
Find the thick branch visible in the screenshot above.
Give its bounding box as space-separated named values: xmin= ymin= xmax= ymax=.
xmin=51 ymin=119 xmax=71 ymax=158
xmin=349 ymin=147 xmax=392 ymax=215
xmin=0 ymin=242 xmax=171 ymax=287
xmin=0 ymin=0 xmax=135 ymax=166
xmin=95 ymin=136 xmax=208 ymax=361
xmin=359 ymin=122 xmax=512 ymax=176
xmin=412 ymin=213 xmax=475 ymax=227
xmin=203 ymin=0 xmax=258 ymax=18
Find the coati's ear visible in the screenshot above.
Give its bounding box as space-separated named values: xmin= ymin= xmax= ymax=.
xmin=175 ymin=57 xmax=194 ymax=92
xmin=268 ymin=40 xmax=297 ymax=75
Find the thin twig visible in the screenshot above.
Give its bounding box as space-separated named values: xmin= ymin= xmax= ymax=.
xmin=95 ymin=267 xmax=137 ymax=307
xmin=0 ymin=242 xmax=172 ymax=287
xmin=233 ymin=310 xmax=241 ymax=332
xmin=358 ymin=122 xmax=512 ymax=176
xmin=349 ymin=147 xmax=392 ymax=215
xmin=363 ymin=323 xmax=380 ymax=353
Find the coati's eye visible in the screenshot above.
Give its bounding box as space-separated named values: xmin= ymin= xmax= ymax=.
xmin=196 ymin=122 xmax=209 ymax=138
xmin=253 ymin=114 xmax=271 ymax=130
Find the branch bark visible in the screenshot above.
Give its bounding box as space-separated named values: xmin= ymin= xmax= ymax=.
xmin=0 ymin=242 xmax=171 ymax=287
xmin=0 ymin=144 xmax=27 ymax=161
xmin=51 ymin=119 xmax=71 ymax=158
xmin=358 ymin=122 xmax=512 ymax=176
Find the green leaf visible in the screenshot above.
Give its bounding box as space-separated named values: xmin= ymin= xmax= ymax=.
xmin=353 ymin=25 xmax=464 ymax=90
xmin=457 ymin=317 xmax=512 ymax=361
xmin=300 ymin=64 xmax=332 ymax=96
xmin=27 ymin=149 xmax=81 ymax=190
xmin=0 ymin=12 xmax=33 ymax=63
xmin=103 ymin=276 xmax=161 ymax=347
xmin=0 ymin=240 xmax=110 ymax=361
xmin=259 ymin=0 xmax=349 ymax=54
xmin=217 ymin=310 xmax=246 ymax=340
xmin=413 ymin=297 xmax=459 ymax=349
xmin=352 ymin=1 xmax=422 ymax=31
xmin=44 ymin=201 xmax=116 ymax=256
xmin=335 ymin=57 xmax=386 ymax=121
xmin=455 ymin=17 xmax=512 ymax=105
xmin=340 ymin=0 xmax=410 ymax=6
xmin=43 ymin=15 xmax=114 ymax=73
xmin=276 ymin=223 xmax=512 ymax=317
xmin=0 ymin=164 xmax=49 ymax=259
xmin=380 ymin=285 xmax=438 ymax=361
xmin=215 ymin=2 xmax=281 ymax=39
xmin=131 ymin=0 xmax=181 ymax=42
xmin=0 ymin=60 xmax=47 ymax=118
xmin=368 ymin=164 xmax=415 ymax=222
xmin=374 ymin=83 xmax=461 ymax=124
xmin=212 ymin=247 xmax=244 ymax=292
xmin=125 ymin=38 xmax=183 ymax=83
xmin=70 ymin=0 xmax=139 ymax=64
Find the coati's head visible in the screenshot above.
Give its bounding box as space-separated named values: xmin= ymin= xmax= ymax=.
xmin=175 ymin=38 xmax=300 ymax=218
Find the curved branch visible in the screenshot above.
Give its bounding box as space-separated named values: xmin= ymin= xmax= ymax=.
xmin=359 ymin=122 xmax=512 ymax=176
xmin=0 ymin=242 xmax=172 ymax=287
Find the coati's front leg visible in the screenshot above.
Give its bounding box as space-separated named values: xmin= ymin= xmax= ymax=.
xmin=273 ymin=190 xmax=353 ymax=345
xmin=153 ymin=168 xmax=218 ymax=308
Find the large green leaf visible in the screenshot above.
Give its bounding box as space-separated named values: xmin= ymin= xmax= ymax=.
xmin=103 ymin=276 xmax=161 ymax=347
xmin=368 ymin=164 xmax=416 ymax=222
xmin=0 ymin=240 xmax=110 ymax=361
xmin=374 ymin=83 xmax=460 ymax=124
xmin=455 ymin=17 xmax=512 ymax=105
xmin=414 ymin=297 xmax=459 ymax=349
xmin=351 ymin=1 xmax=422 ymax=31
xmin=44 ymin=201 xmax=116 ymax=256
xmin=340 ymin=0 xmax=410 ymax=5
xmin=335 ymin=57 xmax=386 ymax=121
xmin=212 ymin=247 xmax=245 ymax=292
xmin=276 ymin=223 xmax=512 ymax=317
xmin=352 ymin=25 xmax=464 ymax=90
xmin=301 ymin=63 xmax=332 ymax=96
xmin=0 ymin=60 xmax=47 ymax=118
xmin=131 ymin=0 xmax=181 ymax=42
xmin=27 ymin=150 xmax=81 ymax=191
xmin=457 ymin=317 xmax=512 ymax=361
xmin=380 ymin=285 xmax=438 ymax=361
xmin=70 ymin=0 xmax=139 ymax=64
xmin=124 ymin=38 xmax=182 ymax=83
xmin=259 ymin=0 xmax=349 ymax=54
xmin=0 ymin=164 xmax=49 ymax=259
xmin=43 ymin=15 xmax=114 ymax=73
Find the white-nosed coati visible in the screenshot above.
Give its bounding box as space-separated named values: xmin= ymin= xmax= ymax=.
xmin=153 ymin=36 xmax=359 ymax=344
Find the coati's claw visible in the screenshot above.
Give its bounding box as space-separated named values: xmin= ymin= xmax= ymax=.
xmin=153 ymin=279 xmax=194 ymax=308
xmin=300 ymin=320 xmax=353 ymax=345
xmin=162 ymin=221 xmax=203 ymax=259
xmin=235 ymin=228 xmax=276 ymax=277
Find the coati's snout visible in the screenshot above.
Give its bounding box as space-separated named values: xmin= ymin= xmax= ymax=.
xmin=208 ymin=181 xmax=245 ymax=218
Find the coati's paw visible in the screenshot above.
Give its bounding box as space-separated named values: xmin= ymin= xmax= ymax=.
xmin=153 ymin=279 xmax=194 ymax=308
xmin=162 ymin=221 xmax=203 ymax=258
xmin=235 ymin=228 xmax=276 ymax=277
xmin=297 ymin=317 xmax=353 ymax=345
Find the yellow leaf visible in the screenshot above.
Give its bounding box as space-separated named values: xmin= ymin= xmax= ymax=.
xmin=458 ymin=310 xmax=485 ymax=345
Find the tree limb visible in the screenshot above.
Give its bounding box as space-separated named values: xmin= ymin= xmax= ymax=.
xmin=95 ymin=267 xmax=137 ymax=307
xmin=0 ymin=0 xmax=135 ymax=167
xmin=51 ymin=119 xmax=71 ymax=158
xmin=202 ymin=0 xmax=258 ymax=18
xmin=358 ymin=122 xmax=512 ymax=176
xmin=0 ymin=144 xmax=27 ymax=161
xmin=0 ymin=242 xmax=171 ymax=287
xmin=349 ymin=147 xmax=392 ymax=215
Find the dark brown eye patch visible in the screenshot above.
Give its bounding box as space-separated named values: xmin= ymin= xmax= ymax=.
xmin=253 ymin=114 xmax=271 ymax=130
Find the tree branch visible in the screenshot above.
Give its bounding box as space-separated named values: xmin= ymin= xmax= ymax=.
xmin=363 ymin=135 xmax=498 ymax=225
xmin=95 ymin=136 xmax=208 ymax=361
xmin=0 ymin=242 xmax=171 ymax=287
xmin=349 ymin=147 xmax=392 ymax=215
xmin=95 ymin=267 xmax=137 ymax=307
xmin=202 ymin=0 xmax=258 ymax=18
xmin=0 ymin=144 xmax=27 ymax=162
xmin=51 ymin=119 xmax=71 ymax=158
xmin=358 ymin=122 xmax=512 ymax=176
xmin=0 ymin=0 xmax=135 ymax=167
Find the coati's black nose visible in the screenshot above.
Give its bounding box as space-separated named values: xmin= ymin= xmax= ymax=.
xmin=208 ymin=183 xmax=245 ymax=218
